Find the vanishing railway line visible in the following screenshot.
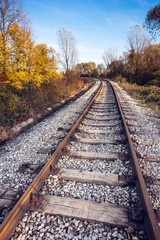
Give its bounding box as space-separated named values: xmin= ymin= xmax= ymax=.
xmin=0 ymin=80 xmax=160 ymax=239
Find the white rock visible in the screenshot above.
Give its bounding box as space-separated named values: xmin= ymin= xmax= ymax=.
xmin=22 ymin=216 xmax=28 ymax=222
xmin=74 ymin=220 xmax=79 ymax=227
xmin=27 ymin=118 xmax=34 ymax=124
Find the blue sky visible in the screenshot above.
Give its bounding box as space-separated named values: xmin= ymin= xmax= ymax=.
xmin=23 ymin=0 xmax=159 ymax=65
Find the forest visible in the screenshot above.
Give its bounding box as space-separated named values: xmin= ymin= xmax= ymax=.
xmin=0 ymin=0 xmax=160 ymax=140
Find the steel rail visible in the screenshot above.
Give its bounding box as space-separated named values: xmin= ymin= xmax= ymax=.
xmin=0 ymin=80 xmax=102 ymax=240
xmin=109 ymin=80 xmax=160 ymax=240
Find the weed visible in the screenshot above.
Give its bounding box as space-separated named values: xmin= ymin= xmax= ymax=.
xmin=0 ymin=77 xmax=90 ymax=130
xmin=119 ymin=81 xmax=160 ymax=114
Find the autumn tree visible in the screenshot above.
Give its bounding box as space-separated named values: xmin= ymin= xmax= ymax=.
xmin=86 ymin=62 xmax=97 ymax=77
xmin=107 ymin=60 xmax=125 ymax=78
xmin=31 ymin=44 xmax=59 ymax=88
xmin=57 ymin=27 xmax=78 ymax=81
xmin=102 ymin=48 xmax=117 ymax=67
xmin=102 ymin=48 xmax=118 ymax=76
xmin=145 ymin=3 xmax=160 ymax=38
xmin=75 ymin=62 xmax=98 ymax=77
xmin=102 ymin=24 xmax=159 ymax=85
xmin=97 ymin=64 xmax=105 ymax=76
xmin=7 ymin=23 xmax=34 ymax=88
xmin=0 ymin=0 xmax=26 ymax=74
xmin=1 ymin=22 xmax=59 ymax=89
xmin=127 ymin=25 xmax=151 ymax=83
xmin=142 ymin=44 xmax=160 ymax=85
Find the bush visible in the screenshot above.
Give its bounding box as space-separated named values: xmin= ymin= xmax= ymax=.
xmin=0 ymin=76 xmax=89 ymax=128
xmin=119 ymin=82 xmax=160 ymax=113
xmin=115 ymin=75 xmax=127 ymax=83
xmin=146 ymin=87 xmax=160 ymax=103
xmin=0 ymin=90 xmax=29 ymax=126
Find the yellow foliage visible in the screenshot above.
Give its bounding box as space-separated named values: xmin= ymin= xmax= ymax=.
xmin=30 ymin=43 xmax=59 ymax=87
xmin=0 ymin=23 xmax=59 ymax=89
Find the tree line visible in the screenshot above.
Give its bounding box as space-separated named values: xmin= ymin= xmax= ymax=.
xmin=102 ymin=24 xmax=160 ymax=86
xmin=0 ymin=0 xmax=160 ymax=90
xmin=0 ymin=0 xmax=159 ymax=131
xmin=0 ymin=0 xmax=81 ymax=91
xmin=78 ymin=3 xmax=160 ymax=87
xmin=0 ymin=0 xmax=83 ymax=129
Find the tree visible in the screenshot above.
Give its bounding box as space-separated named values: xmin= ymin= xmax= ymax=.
xmin=102 ymin=48 xmax=118 ymax=76
xmin=6 ymin=23 xmax=34 ymax=89
xmin=75 ymin=62 xmax=97 ymax=77
xmin=87 ymin=62 xmax=97 ymax=77
xmin=142 ymin=44 xmax=160 ymax=85
xmin=127 ymin=25 xmax=150 ymax=54
xmin=0 ymin=0 xmax=26 ymax=74
xmin=97 ymin=64 xmax=105 ymax=76
xmin=2 ymin=23 xmax=59 ymax=89
xmin=107 ymin=59 xmax=125 ymax=78
xmin=144 ymin=44 xmax=160 ymax=71
xmin=102 ymin=48 xmax=118 ymax=67
xmin=145 ymin=3 xmax=160 ymax=38
xmin=57 ymin=27 xmax=78 ymax=81
xmin=127 ymin=25 xmax=151 ymax=83
xmin=31 ymin=44 xmax=59 ymax=88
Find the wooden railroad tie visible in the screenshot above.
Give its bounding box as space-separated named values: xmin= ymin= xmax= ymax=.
xmin=57 ymin=168 xmax=128 ymax=186
xmin=73 ymin=137 xmax=125 ymax=145
xmin=65 ymin=150 xmax=129 ymax=161
xmin=78 ymin=129 xmax=122 ymax=134
xmin=84 ymin=116 xmax=120 ymax=121
xmin=29 ymin=195 xmax=145 ymax=230
xmin=81 ymin=122 xmax=120 ymax=127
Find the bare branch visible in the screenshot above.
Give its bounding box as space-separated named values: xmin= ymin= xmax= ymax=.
xmin=102 ymin=48 xmax=118 ymax=67
xmin=57 ymin=27 xmax=78 ymax=74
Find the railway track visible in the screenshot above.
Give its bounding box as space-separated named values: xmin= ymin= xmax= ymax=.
xmin=0 ymin=80 xmax=160 ymax=239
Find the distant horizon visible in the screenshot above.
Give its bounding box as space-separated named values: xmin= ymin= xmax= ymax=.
xmin=24 ymin=0 xmax=160 ymax=65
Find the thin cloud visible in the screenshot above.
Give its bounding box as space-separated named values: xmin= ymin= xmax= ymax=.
xmin=105 ymin=17 xmax=115 ymax=28
xmin=136 ymin=0 xmax=149 ymax=6
xmin=27 ymin=0 xmax=47 ymax=8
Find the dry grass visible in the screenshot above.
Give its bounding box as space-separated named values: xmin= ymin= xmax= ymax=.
xmin=0 ymin=77 xmax=93 ymax=141
xmin=119 ymin=81 xmax=160 ymax=116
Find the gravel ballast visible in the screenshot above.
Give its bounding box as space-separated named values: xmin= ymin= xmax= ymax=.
xmin=2 ymin=80 xmax=158 ymax=240
xmin=111 ymin=81 xmax=160 ymax=211
xmin=0 ymin=81 xmax=100 ymax=224
xmin=57 ymin=156 xmax=133 ymax=175
xmin=0 ymin=81 xmax=100 ymax=193
xmin=41 ymin=175 xmax=140 ymax=207
xmin=10 ymin=212 xmax=147 ymax=240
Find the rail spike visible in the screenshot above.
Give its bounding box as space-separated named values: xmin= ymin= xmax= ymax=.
xmin=30 ymin=192 xmax=42 ymax=208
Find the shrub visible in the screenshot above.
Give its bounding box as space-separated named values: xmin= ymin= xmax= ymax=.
xmin=0 ymin=90 xmax=29 ymax=126
xmin=0 ymin=76 xmax=89 ymax=129
xmin=119 ymin=82 xmax=160 ymax=113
